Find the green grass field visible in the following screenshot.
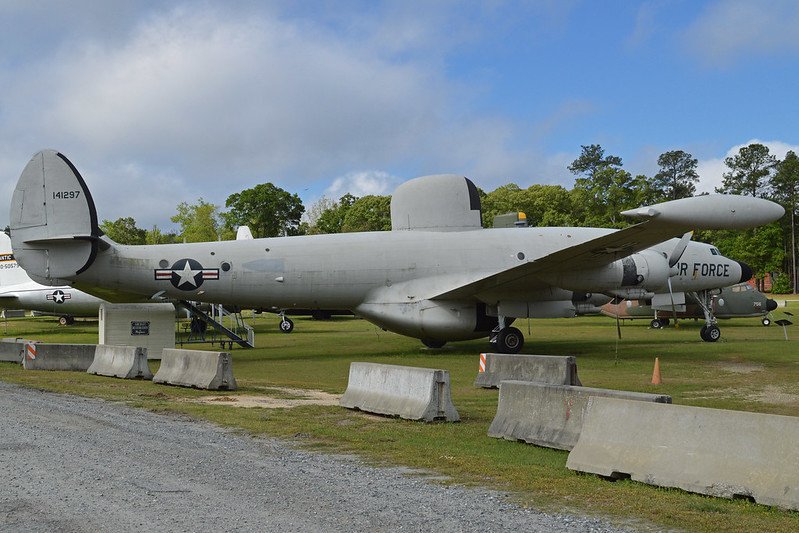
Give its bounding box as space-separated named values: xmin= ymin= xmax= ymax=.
xmin=1 ymin=308 xmax=798 ymax=532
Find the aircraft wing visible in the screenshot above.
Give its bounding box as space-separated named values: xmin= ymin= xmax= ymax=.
xmin=431 ymin=194 xmax=784 ymax=301
xmin=430 ymin=219 xmax=675 ymax=300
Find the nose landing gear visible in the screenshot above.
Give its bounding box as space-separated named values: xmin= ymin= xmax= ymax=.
xmin=699 ymin=324 xmax=721 ymax=342
xmin=692 ymin=290 xmax=721 ymax=342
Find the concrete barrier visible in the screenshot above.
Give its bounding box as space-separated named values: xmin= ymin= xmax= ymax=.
xmin=488 ymin=382 xmax=671 ymax=450
xmin=22 ymin=343 xmax=97 ymax=371
xmin=566 ymin=397 xmax=799 ymax=510
xmin=474 ymin=353 xmax=581 ymax=388
xmin=87 ymin=345 xmax=153 ymax=380
xmin=153 ymin=348 xmax=237 ymax=390
xmin=340 ymin=362 xmax=459 ymax=422
xmin=0 ymin=338 xmax=37 ymax=363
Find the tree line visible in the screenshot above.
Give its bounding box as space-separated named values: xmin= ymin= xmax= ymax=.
xmin=101 ymin=143 xmax=799 ymax=293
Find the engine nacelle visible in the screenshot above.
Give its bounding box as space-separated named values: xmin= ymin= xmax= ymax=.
xmin=630 ymin=249 xmax=672 ymax=292
xmin=541 ymin=249 xmax=671 ymax=292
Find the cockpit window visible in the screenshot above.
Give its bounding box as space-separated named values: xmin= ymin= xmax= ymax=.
xmin=710 ymin=248 xmax=720 ymax=256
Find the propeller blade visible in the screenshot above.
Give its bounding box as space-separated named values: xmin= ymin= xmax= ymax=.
xmin=668 ymin=231 xmax=693 ymax=268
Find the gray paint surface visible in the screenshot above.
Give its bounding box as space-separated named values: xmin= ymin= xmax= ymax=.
xmin=488 ymin=382 xmax=671 ymax=451
xmin=474 ymin=353 xmax=581 ymax=388
xmin=340 ymin=362 xmax=460 ymax=421
xmin=567 ymin=396 xmax=799 ymax=510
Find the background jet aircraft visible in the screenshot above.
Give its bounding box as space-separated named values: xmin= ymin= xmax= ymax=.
xmin=601 ymin=283 xmax=779 ymax=328
xmin=0 ymin=233 xmax=105 ymax=324
xmin=9 ymin=151 xmax=784 ymax=352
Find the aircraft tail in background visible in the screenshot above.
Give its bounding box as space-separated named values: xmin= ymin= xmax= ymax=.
xmin=0 ymin=233 xmax=39 ymax=287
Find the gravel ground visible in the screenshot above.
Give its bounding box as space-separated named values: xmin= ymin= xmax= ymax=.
xmin=0 ymin=381 xmax=637 ymax=532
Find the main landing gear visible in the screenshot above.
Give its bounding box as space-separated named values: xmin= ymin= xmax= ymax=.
xmin=489 ymin=316 xmax=524 ymax=354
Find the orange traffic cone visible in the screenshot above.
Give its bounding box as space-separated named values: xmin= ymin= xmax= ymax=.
xmin=651 ymin=357 xmax=662 ymax=385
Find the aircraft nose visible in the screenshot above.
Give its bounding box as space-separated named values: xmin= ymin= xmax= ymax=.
xmin=736 ymin=261 xmax=753 ymax=283
xmin=766 ymin=298 xmax=778 ymax=311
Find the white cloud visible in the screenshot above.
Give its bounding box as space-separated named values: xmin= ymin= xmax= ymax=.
xmin=682 ymin=0 xmax=799 ymax=67
xmin=324 ymin=170 xmax=400 ymax=200
xmin=0 ymin=2 xmax=596 ymax=229
xmin=696 ymin=139 xmax=799 ymax=193
xmin=26 ymin=7 xmax=449 ymax=178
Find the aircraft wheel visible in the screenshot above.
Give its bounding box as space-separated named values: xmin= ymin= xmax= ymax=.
xmin=58 ymin=316 xmax=69 ymax=326
xmin=700 ymin=325 xmax=721 ymax=342
xmin=762 ymin=317 xmax=771 ymax=326
xmin=421 ymin=339 xmax=446 ymax=349
xmin=496 ymin=327 xmax=524 ymax=354
xmin=279 ymin=318 xmax=294 ymax=333
xmin=650 ymin=319 xmax=663 ymax=329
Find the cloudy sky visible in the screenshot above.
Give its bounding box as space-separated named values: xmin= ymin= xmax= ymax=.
xmin=1 ymin=0 xmax=798 ymax=230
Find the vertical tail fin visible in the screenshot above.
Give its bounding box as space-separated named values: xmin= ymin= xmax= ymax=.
xmin=9 ymin=150 xmax=101 ymax=285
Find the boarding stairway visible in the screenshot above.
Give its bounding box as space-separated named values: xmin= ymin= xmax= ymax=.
xmin=176 ymin=300 xmax=255 ymax=349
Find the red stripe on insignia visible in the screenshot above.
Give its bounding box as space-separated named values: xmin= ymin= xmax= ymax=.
xmin=201 ymin=270 xmax=219 ymax=279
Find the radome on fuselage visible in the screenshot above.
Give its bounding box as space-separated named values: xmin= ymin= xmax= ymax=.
xmin=8 ymin=150 xmax=784 ymax=352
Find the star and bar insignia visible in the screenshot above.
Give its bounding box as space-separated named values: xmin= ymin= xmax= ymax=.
xmin=154 ymin=258 xmax=220 ymax=291
xmin=46 ymin=289 xmax=71 ymax=304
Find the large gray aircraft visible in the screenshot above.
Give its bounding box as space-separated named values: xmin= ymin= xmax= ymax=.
xmin=8 ymin=150 xmax=784 ymax=352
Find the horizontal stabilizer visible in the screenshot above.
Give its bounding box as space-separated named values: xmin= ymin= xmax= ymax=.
xmin=20 ymin=234 xmax=97 ymax=244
